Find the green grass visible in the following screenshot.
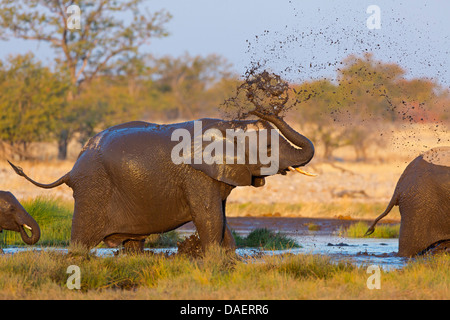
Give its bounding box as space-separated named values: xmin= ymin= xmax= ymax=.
xmin=338 ymin=221 xmax=400 ymax=238
xmin=145 ymin=231 xmax=182 ymax=248
xmin=233 ymin=228 xmax=300 ymax=249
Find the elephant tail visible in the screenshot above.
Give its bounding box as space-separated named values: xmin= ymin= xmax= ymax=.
xmin=8 ymin=160 xmax=70 ymax=189
xmin=365 ymin=191 xmax=399 ymax=236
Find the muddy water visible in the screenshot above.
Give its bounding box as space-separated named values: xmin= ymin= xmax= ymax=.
xmin=1 ymin=217 xmax=408 ymax=270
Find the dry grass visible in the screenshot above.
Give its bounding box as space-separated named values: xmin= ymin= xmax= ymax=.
xmin=0 ymin=249 xmax=448 ymax=299
xmin=0 ymin=160 xmax=74 ymax=201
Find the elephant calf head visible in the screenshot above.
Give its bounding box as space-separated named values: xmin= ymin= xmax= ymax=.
xmin=0 ymin=191 xmax=40 ymax=245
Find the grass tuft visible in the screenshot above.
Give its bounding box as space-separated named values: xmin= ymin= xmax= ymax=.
xmin=233 ymin=228 xmax=299 ymax=250
xmin=145 ymin=231 xmax=182 ymax=248
xmin=338 ymin=221 xmax=400 ymax=238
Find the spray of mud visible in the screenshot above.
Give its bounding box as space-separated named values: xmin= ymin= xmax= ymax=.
xmin=177 ymin=233 xmax=203 ymax=258
xmin=221 ymin=65 xmax=301 ymax=121
xmin=223 ymin=1 xmax=449 ymax=159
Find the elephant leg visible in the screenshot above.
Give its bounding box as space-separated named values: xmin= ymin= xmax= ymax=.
xmin=221 ymin=200 xmax=236 ymax=251
xmin=223 ymin=224 xmax=236 ymax=251
xmin=70 ymin=198 xmax=106 ymax=250
xmin=123 ymin=239 xmax=145 ymax=254
xmin=191 ymin=205 xmax=224 ymax=252
xmin=185 ymin=182 xmax=225 ymax=252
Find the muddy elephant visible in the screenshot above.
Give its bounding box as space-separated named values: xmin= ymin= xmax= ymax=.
xmin=366 ymin=146 xmax=450 ymax=257
xmin=0 ymin=191 xmax=41 ymax=251
xmin=9 ymin=112 xmax=314 ymax=252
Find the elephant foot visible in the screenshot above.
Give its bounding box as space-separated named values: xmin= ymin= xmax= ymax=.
xmin=123 ymin=239 xmax=145 ymax=254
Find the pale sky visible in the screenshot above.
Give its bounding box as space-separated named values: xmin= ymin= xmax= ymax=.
xmin=0 ymin=0 xmax=449 ymax=86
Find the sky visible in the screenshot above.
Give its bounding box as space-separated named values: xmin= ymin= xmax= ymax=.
xmin=0 ymin=0 xmax=449 ymax=86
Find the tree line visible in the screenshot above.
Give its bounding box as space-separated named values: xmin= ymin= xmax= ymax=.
xmin=0 ymin=52 xmax=236 ymax=159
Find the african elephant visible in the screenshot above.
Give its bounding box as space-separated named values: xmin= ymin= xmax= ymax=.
xmin=9 ymin=111 xmax=314 ymax=252
xmin=0 ymin=191 xmax=41 ymax=250
xmin=366 ymin=146 xmax=450 ymax=257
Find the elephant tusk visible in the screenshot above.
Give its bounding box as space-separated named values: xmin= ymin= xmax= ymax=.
xmin=22 ymin=224 xmax=32 ymax=231
xmin=295 ymin=167 xmax=318 ymax=177
xmin=288 ymin=166 xmax=318 ymax=177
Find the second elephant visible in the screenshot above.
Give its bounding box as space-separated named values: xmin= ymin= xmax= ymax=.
xmin=366 ymin=146 xmax=450 ymax=257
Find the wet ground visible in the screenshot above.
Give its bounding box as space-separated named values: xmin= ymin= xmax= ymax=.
xmin=1 ymin=217 xmax=407 ymax=270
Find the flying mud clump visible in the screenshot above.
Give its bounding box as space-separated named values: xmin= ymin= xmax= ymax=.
xmin=221 ymin=66 xmax=302 ymax=122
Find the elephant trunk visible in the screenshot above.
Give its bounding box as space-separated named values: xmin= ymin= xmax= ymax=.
xmin=16 ymin=208 xmax=40 ymax=245
xmin=259 ymin=113 xmax=315 ymax=166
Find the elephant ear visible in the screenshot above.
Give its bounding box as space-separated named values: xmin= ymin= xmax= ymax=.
xmin=190 ymin=162 xmax=253 ymax=186
xmin=188 ymin=120 xmax=263 ymax=187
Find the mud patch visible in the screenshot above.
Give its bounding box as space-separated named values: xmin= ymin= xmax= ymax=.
xmin=177 ymin=232 xmax=202 ymax=258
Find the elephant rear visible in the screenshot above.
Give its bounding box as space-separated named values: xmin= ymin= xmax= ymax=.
xmin=368 ymin=147 xmax=450 ymax=257
xmin=397 ymin=149 xmax=450 ymax=256
xmin=69 ymin=121 xmax=195 ymax=247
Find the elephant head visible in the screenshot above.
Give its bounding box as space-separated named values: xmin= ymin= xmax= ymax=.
xmin=181 ymin=111 xmax=315 ymax=187
xmin=0 ymin=191 xmax=40 ymax=245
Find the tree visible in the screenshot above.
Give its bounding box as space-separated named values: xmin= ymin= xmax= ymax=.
xmin=0 ymin=0 xmax=171 ymax=159
xmin=0 ymin=53 xmax=69 ymax=157
xmin=150 ymin=53 xmax=235 ymax=119
xmin=337 ymin=52 xmax=406 ymax=121
xmin=294 ymin=79 xmax=353 ymax=159
xmin=294 ymin=53 xmax=445 ymax=160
